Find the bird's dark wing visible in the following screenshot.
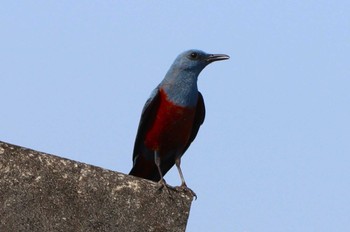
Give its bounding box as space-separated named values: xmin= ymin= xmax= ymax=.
xmin=182 ymin=91 xmax=206 ymax=154
xmin=129 ymin=87 xmax=161 ymax=176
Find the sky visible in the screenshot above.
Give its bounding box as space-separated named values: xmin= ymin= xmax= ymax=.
xmin=1 ymin=1 xmax=350 ymax=231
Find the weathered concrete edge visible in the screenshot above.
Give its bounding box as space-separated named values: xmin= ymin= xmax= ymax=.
xmin=0 ymin=140 xmax=194 ymax=232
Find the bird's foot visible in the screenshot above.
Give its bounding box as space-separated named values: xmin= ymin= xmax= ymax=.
xmin=157 ymin=179 xmax=176 ymax=194
xmin=176 ymin=183 xmax=197 ymax=200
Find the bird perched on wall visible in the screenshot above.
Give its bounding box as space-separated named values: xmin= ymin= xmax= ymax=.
xmin=129 ymin=49 xmax=229 ymax=195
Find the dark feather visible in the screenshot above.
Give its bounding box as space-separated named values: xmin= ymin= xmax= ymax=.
xmin=130 ymin=88 xmax=160 ymax=176
xmin=182 ymin=91 xmax=206 ymax=154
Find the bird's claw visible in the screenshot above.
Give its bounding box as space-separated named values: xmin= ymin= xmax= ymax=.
xmin=176 ymin=184 xmax=197 ymax=200
xmin=157 ymin=180 xmax=197 ymax=199
xmin=157 ymin=179 xmax=176 ymax=194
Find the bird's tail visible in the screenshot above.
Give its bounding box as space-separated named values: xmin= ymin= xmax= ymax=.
xmin=129 ymin=157 xmax=161 ymax=182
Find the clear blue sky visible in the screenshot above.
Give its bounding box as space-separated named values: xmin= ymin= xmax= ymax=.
xmin=1 ymin=1 xmax=349 ymax=231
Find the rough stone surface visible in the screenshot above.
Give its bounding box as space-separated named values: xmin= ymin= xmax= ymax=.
xmin=0 ymin=141 xmax=193 ymax=232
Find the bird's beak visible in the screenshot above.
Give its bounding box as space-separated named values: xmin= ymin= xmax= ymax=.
xmin=206 ymin=54 xmax=230 ymax=63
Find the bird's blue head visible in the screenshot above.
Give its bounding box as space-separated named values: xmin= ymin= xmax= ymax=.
xmin=170 ymin=49 xmax=230 ymax=76
xmin=161 ymin=49 xmax=229 ymax=106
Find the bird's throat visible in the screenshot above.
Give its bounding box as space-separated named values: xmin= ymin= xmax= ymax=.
xmin=160 ymin=74 xmax=198 ymax=107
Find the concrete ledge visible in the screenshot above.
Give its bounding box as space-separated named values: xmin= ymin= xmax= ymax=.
xmin=0 ymin=141 xmax=193 ymax=232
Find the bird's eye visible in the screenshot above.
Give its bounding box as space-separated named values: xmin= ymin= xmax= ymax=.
xmin=190 ymin=52 xmax=198 ymax=59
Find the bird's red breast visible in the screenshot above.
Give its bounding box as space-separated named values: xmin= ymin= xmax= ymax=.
xmin=144 ymin=88 xmax=196 ymax=153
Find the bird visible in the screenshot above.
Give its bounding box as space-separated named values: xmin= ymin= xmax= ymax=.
xmin=129 ymin=49 xmax=229 ymax=193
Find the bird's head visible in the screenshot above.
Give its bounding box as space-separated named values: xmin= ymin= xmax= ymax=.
xmin=161 ymin=49 xmax=229 ymax=105
xmin=171 ymin=49 xmax=230 ymax=75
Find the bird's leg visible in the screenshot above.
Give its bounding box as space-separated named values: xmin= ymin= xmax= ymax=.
xmin=175 ymin=157 xmax=186 ymax=187
xmin=155 ymin=151 xmax=171 ymax=193
xmin=175 ymin=157 xmax=197 ymax=199
xmin=154 ymin=151 xmax=165 ymax=185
